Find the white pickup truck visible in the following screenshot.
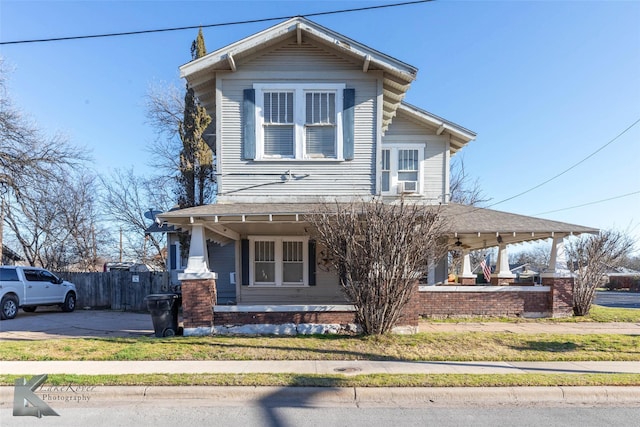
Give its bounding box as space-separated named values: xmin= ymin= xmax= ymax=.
xmin=0 ymin=266 xmax=77 ymax=320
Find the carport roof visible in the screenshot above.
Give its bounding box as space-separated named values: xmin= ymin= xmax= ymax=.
xmin=158 ymin=202 xmax=597 ymax=250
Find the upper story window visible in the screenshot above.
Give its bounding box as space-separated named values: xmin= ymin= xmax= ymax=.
xmin=381 ymin=145 xmax=424 ymax=195
xmin=244 ymin=84 xmax=354 ymax=161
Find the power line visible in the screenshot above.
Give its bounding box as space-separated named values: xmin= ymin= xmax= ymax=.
xmin=533 ymin=190 xmax=640 ymax=216
xmin=0 ymin=0 xmax=434 ymax=45
xmin=484 ymin=116 xmax=640 ymax=209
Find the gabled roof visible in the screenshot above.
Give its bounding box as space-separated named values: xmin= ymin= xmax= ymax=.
xmin=398 ymin=102 xmax=476 ymax=154
xmin=180 ymin=16 xmax=418 ymax=132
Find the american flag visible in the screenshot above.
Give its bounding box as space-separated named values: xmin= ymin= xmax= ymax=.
xmin=480 ymin=254 xmax=491 ymax=282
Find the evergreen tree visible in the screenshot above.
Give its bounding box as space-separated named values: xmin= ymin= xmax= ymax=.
xmin=177 ymin=28 xmax=213 ymax=208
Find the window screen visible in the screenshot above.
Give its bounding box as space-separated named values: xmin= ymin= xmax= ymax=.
xmin=282 ymin=241 xmax=304 ymax=283
xmin=263 ymin=92 xmax=294 ymax=156
xmin=305 ymin=92 xmax=336 ymax=157
xmin=254 ymin=241 xmax=276 ymax=283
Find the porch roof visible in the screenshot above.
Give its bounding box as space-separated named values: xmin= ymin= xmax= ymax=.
xmin=157 ymin=202 xmax=597 ymax=250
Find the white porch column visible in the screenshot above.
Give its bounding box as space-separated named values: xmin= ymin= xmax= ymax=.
xmin=178 ymin=223 xmax=216 ymax=281
xmin=495 ymin=243 xmax=515 ymax=279
xmin=542 ymin=235 xmax=572 ymax=278
xmin=459 ymin=251 xmax=477 ymax=285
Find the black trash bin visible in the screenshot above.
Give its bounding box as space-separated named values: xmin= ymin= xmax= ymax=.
xmin=144 ymin=293 xmax=181 ymax=337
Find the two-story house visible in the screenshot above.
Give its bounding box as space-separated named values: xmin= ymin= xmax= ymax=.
xmin=158 ymin=17 xmax=596 ymax=336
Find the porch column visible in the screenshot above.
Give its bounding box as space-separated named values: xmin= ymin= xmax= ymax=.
xmin=459 ymin=251 xmax=477 ymax=285
xmin=178 ymin=223 xmax=218 ymax=336
xmin=542 ymin=235 xmax=574 ymax=317
xmin=543 ymin=235 xmax=571 ymax=276
xmin=491 ymin=243 xmax=515 ymax=285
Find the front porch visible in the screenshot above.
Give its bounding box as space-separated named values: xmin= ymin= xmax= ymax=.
xmin=157 ymin=203 xmax=596 ymax=336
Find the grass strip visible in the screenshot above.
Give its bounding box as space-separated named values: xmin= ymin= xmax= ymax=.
xmin=2 ymin=332 xmax=638 ymax=362
xmin=426 ymin=305 xmax=640 ymax=323
xmin=2 ymin=373 xmax=640 ymax=388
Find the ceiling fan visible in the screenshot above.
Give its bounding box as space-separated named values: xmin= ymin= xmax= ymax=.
xmin=454 ymin=238 xmax=470 ymax=249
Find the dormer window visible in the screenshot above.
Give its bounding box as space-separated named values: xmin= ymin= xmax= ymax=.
xmin=243 ymin=84 xmax=355 ymax=161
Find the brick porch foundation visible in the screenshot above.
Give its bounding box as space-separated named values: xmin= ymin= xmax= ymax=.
xmin=542 ymin=276 xmax=574 ymax=317
xmin=181 ymin=278 xmax=217 ymax=333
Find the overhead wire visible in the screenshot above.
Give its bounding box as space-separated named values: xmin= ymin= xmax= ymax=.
xmin=483 ymin=116 xmax=640 ymax=210
xmin=533 ymin=190 xmax=640 ymax=216
xmin=0 ymin=0 xmax=434 ymax=45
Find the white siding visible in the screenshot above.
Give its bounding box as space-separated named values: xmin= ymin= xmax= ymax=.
xmin=216 ymin=40 xmax=380 ymax=202
xmin=382 ymin=113 xmax=449 ymax=203
xmin=208 ymin=243 xmax=236 ymax=304
xmin=238 ymin=267 xmax=348 ymax=304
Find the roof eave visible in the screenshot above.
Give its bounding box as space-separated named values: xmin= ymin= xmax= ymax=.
xmin=180 ymin=17 xmax=417 ymax=80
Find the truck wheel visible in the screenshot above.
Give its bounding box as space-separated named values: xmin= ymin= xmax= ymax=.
xmin=1 ymin=295 xmax=18 ymax=320
xmin=61 ymin=293 xmax=76 ymax=312
xmin=23 ymin=306 xmax=37 ymax=313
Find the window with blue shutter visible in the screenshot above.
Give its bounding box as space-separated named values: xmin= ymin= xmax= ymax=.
xmin=251 ymin=84 xmax=353 ymax=161
xmin=342 ymin=88 xmax=355 ymax=160
xmin=242 ymin=89 xmax=256 ymax=160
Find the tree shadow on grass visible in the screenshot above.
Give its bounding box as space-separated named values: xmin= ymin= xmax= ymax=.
xmin=508 ymin=340 xmax=581 ymax=353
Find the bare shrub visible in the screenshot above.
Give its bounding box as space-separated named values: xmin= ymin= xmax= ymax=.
xmin=567 ymin=230 xmax=635 ymax=316
xmin=307 ymin=199 xmax=448 ymax=335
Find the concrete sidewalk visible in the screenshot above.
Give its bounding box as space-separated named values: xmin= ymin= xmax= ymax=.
xmin=2 ymin=359 xmax=640 ymax=376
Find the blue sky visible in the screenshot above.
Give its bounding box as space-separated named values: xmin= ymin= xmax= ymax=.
xmin=1 ymin=0 xmax=639 ymax=248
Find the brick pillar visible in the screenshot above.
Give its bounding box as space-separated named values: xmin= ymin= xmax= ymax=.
xmin=181 ymin=278 xmax=217 ymax=335
xmin=490 ymin=276 xmax=515 ymax=286
xmin=460 ymin=276 xmax=477 ymax=285
xmin=542 ymin=276 xmax=574 ymax=317
xmin=397 ymin=280 xmax=420 ymax=333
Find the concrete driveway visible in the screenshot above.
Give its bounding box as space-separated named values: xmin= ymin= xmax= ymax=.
xmin=0 ymin=308 xmax=155 ymax=340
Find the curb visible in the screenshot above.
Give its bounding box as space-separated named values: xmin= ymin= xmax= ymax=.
xmin=3 ymin=386 xmax=640 ymax=407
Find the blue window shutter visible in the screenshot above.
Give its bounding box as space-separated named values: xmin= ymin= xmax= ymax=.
xmin=243 ymin=89 xmax=256 ymax=160
xmin=169 ymin=244 xmax=177 ymax=270
xmin=241 ymin=239 xmax=250 ymax=286
xmin=308 ymin=240 xmax=317 ymax=286
xmin=342 ymin=88 xmax=355 ymax=160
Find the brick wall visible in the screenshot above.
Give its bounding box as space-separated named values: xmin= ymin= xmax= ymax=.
xmin=398 ymin=280 xmax=420 ymax=326
xmin=418 ymin=289 xmax=550 ymax=318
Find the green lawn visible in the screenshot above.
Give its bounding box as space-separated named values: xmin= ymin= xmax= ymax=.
xmin=1 ymin=332 xmax=638 ymax=362
xmin=425 ymin=305 xmax=640 ymax=323
xmin=2 ymin=304 xmax=638 ymax=388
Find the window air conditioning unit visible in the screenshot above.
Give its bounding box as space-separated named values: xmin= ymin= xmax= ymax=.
xmin=397 ymin=181 xmax=418 ymax=194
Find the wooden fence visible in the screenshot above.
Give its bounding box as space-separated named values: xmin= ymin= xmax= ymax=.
xmin=57 ymin=271 xmax=171 ymax=311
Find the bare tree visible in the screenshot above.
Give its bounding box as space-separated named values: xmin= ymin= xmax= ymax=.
xmin=0 ymin=59 xmax=87 ymax=196
xmin=145 ymin=29 xmax=215 ymax=209
xmin=449 ymin=156 xmax=489 ymax=206
xmin=0 ymin=58 xmax=88 ymax=264
xmin=509 ymin=241 xmax=551 ymax=273
xmin=3 ymin=173 xmax=108 ymax=270
xmin=566 ymin=230 xmax=635 ymax=316
xmin=100 ymin=168 xmax=172 ymax=269
xmin=307 ymin=199 xmax=448 ymax=335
